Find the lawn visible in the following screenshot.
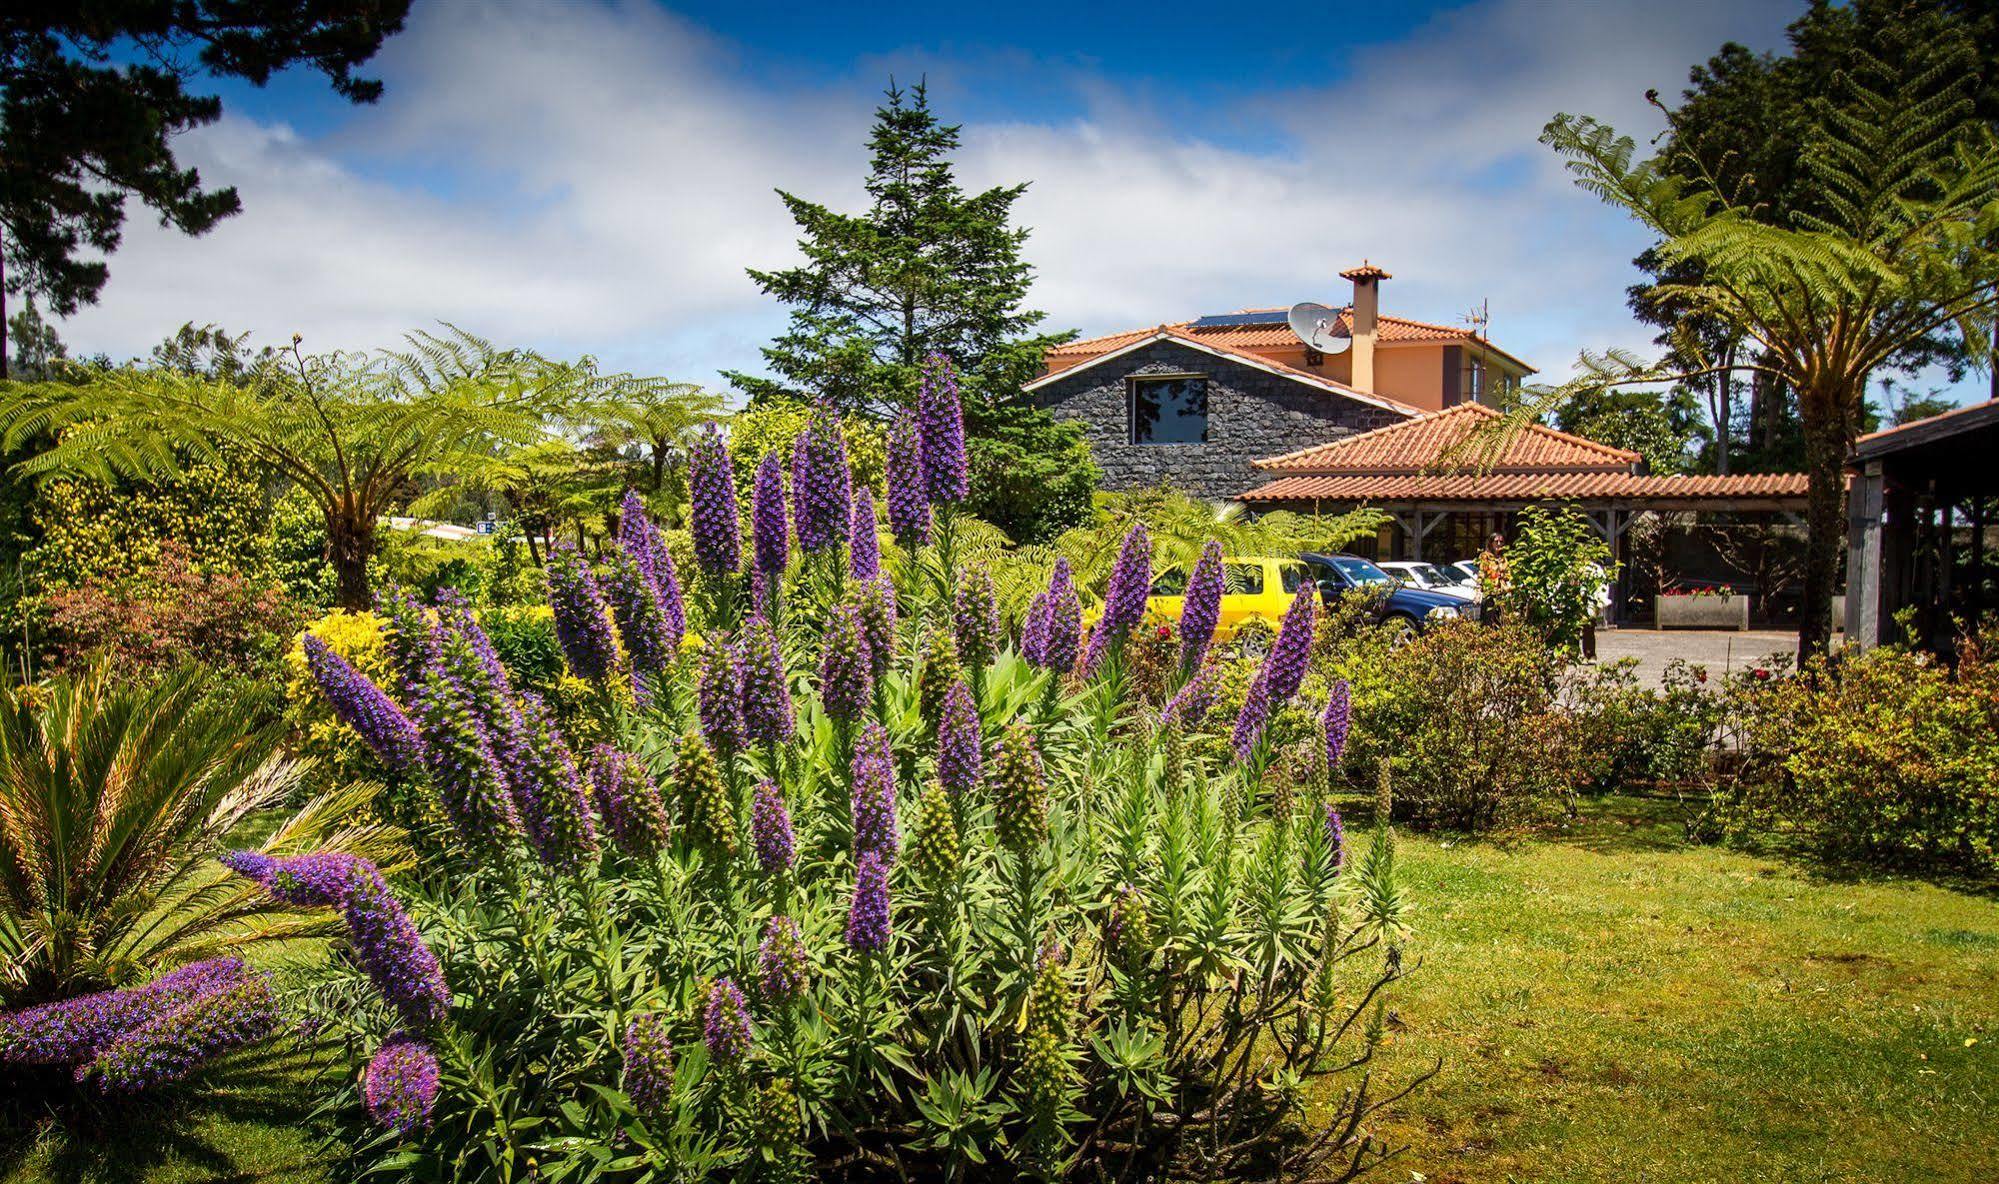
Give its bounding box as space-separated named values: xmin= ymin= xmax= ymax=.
xmin=3 ymin=796 xmax=1993 ymax=1183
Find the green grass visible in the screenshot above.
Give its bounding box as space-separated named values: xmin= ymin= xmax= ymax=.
xmin=1373 ymin=796 xmax=1999 ymax=1183
xmin=4 ymin=796 xmax=1994 ymax=1183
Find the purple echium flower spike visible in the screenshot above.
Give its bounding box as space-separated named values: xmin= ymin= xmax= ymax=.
xmin=513 ymin=691 xmax=601 ymax=871
xmin=850 ymin=721 xmax=900 ymax=861
xmin=341 ymin=861 xmax=451 ymax=1030
xmin=752 ymin=451 xmax=790 ymax=584
xmin=1020 ymin=591 xmax=1050 ymax=667
xmin=703 ymin=978 xmax=752 ymax=1062
xmin=1039 ymin=559 xmax=1082 ymax=674
xmin=1257 ymin=585 xmax=1318 ymax=705
xmin=303 ymin=635 xmax=423 ymax=774
xmin=751 ymin=780 xmax=795 ymax=874
xmin=817 ymin=602 xmax=874 ymax=721
xmin=844 ymin=849 xmax=893 ymax=952
xmin=757 ymin=915 xmax=810 ymax=1002
xmin=432 ymin=589 xmax=540 ymax=820
xmin=605 ymin=549 xmax=675 ymax=703
xmin=936 ymin=680 xmax=982 ymax=799
xmin=546 ymin=543 xmax=619 ymax=683
xmin=623 ymin=1014 xmax=674 ymax=1116
xmin=1180 ymin=541 xmax=1225 ymax=674
xmin=219 ymin=849 xmax=277 ymax=886
xmin=737 ymin=616 xmax=795 ymax=747
xmin=791 ymin=410 xmax=853 ymax=554
xmin=619 ymin=491 xmax=685 ymax=648
xmin=1323 ymin=678 xmax=1352 ymax=771
xmin=952 ymin=567 xmax=1001 ymax=672
xmin=0 ymin=958 xmax=246 ymax=1066
xmin=409 ymin=627 xmax=521 ymax=852
xmin=589 ymin=745 xmax=670 ymax=858
xmin=885 ymin=410 xmax=930 ymax=545
xmin=1162 ymin=663 xmax=1219 ymax=728
xmin=364 ymin=1033 xmax=440 ymax=1133
xmin=697 ymin=638 xmax=747 ymax=752
xmin=268 ymin=852 xmax=365 ymax=906
xmin=1323 ymin=803 xmax=1346 ymax=873
xmin=916 ymin=354 xmax=969 ymax=505
xmin=687 ymin=423 xmax=741 ymax=578
xmin=1085 ymin=523 xmax=1151 ymax=672
xmin=1231 ymin=671 xmax=1273 ymax=762
xmin=82 ymin=970 xmax=277 ymax=1092
xmin=375 ymin=585 xmax=437 ymax=698
xmin=854 ymin=576 xmax=898 ymax=681
xmin=848 ymin=486 xmax=882 ymax=581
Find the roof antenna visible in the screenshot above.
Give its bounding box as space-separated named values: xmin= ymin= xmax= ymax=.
xmin=1462 ymin=298 xmax=1490 ymax=341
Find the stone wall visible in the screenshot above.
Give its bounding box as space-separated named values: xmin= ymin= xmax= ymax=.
xmin=1033 ymin=340 xmax=1407 ymax=500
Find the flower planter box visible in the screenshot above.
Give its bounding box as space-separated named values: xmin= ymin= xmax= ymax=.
xmin=1655 ymin=593 xmax=1750 ymax=631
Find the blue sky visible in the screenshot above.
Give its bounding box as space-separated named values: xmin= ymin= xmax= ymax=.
xmin=58 ymin=0 xmax=1989 ymax=411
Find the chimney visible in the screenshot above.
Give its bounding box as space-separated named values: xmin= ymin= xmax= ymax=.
xmin=1340 ymin=261 xmax=1390 ymax=393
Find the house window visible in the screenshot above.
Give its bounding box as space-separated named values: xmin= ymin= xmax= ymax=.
xmin=1129 ymin=375 xmax=1208 ymax=445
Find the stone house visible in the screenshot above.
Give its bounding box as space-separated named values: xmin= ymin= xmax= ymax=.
xmin=1027 ymin=263 xmax=1538 ymax=500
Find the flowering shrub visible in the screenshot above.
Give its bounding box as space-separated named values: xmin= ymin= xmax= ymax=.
xmin=1565 ymin=658 xmax=1723 ymax=792
xmin=274 ymin=393 xmax=1428 ymax=1182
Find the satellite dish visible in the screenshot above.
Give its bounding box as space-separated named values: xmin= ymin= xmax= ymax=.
xmin=1288 ymin=302 xmax=1352 ymax=355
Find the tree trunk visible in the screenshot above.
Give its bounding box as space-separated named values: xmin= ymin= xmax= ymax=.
xmin=327 ymin=504 xmax=376 ymax=611
xmin=1715 ymin=343 xmax=1735 ymax=475
xmin=1 ymin=227 xmax=9 ymax=382
xmin=1797 ymin=405 xmax=1847 ymax=662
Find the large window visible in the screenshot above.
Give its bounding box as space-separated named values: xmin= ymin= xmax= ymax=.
xmin=1129 ymin=375 xmax=1208 ymax=445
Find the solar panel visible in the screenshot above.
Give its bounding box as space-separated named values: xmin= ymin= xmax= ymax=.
xmin=1187 ymin=311 xmax=1289 ymax=328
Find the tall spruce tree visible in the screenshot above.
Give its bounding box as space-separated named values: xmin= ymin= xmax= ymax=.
xmin=733 ymin=82 xmax=1097 ymax=542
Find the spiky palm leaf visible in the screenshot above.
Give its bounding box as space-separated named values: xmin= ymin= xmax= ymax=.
xmin=0 ymin=665 xmax=404 ymax=1005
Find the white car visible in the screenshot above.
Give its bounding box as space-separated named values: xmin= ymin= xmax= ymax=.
xmin=1444 ymin=559 xmax=1482 ymax=587
xmin=1378 ymin=560 xmax=1481 ymax=602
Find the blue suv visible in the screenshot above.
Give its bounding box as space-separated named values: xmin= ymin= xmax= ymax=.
xmin=1299 ymin=552 xmax=1480 ymax=632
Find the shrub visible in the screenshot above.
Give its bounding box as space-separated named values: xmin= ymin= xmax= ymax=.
xmin=39 ymin=542 xmax=297 ymax=678
xmin=273 ymin=486 xmax=1429 ymax=1181
xmin=1705 ymin=640 xmax=1999 ymax=873
xmin=1566 ymin=658 xmax=1723 ymax=792
xmin=1496 ymin=504 xmax=1613 ymax=652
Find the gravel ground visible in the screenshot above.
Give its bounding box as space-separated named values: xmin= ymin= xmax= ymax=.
xmin=1588 ymin=626 xmax=1806 ymax=684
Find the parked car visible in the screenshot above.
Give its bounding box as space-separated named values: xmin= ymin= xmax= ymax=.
xmin=1377 ymin=560 xmax=1481 ymax=602
xmin=1299 ymin=552 xmax=1480 ymax=633
xmin=1443 ymin=559 xmax=1483 ymax=588
xmin=1145 ymin=555 xmax=1316 ymax=653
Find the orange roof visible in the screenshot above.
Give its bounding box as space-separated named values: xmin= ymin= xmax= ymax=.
xmin=1042 ymin=309 xmax=1532 ymax=376
xmin=1237 ymin=471 xmax=1810 ymax=505
xmin=1023 ymin=325 xmax=1426 ymax=418
xmin=1254 ymin=403 xmax=1640 ymax=474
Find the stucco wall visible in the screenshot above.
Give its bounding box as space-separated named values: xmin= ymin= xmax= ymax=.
xmin=1033 ymin=340 xmax=1408 ymax=500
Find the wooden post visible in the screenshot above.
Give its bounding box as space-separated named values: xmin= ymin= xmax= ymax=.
xmin=1847 ymin=461 xmax=1886 ymax=647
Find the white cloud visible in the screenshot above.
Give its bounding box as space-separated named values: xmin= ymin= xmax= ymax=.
xmin=60 ymin=0 xmax=1807 ymax=392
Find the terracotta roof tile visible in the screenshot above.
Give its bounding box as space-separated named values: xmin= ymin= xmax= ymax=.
xmin=1254 ymin=403 xmax=1640 ymax=473
xmin=1045 ymin=309 xmax=1488 ymax=362
xmin=1237 ymin=471 xmax=1811 ymax=504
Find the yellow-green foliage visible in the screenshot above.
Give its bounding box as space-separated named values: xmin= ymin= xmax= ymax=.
xmin=286 ymin=611 xmax=395 ymax=781
xmin=727 ymin=399 xmax=888 ymax=501
xmin=24 ymin=459 xmax=273 ymax=594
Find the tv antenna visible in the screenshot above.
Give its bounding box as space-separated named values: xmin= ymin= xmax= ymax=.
xmin=1462 ymin=299 xmax=1490 ymax=340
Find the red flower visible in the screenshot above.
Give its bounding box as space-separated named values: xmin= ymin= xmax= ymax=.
xmin=1753 ymin=668 xmax=1770 ymax=682
xmin=1156 ymin=625 xmax=1171 ymax=640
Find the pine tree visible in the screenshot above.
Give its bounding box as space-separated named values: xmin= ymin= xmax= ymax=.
xmin=732 ymin=83 xmax=1098 ymax=542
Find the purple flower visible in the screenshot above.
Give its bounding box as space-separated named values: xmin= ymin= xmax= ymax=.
xmin=1033 ymin=559 xmax=1082 ymax=674
xmin=817 ymin=602 xmax=874 ymax=721
xmin=82 ymin=971 xmax=277 ymax=1092
xmin=697 ymin=639 xmax=747 ymax=753
xmin=751 ymin=780 xmax=795 ymax=874
xmin=757 ymin=915 xmax=810 ymax=1002
xmin=1323 ymin=803 xmax=1347 ymax=873
xmin=606 ymin=549 xmax=675 ymax=700
xmin=854 ymin=576 xmax=898 ymax=681
xmin=342 ymin=861 xmax=451 ymax=1030
xmin=1180 ymin=542 xmax=1225 ymax=674
xmin=623 ymin=1014 xmax=674 ymax=1116
xmin=303 ymin=635 xmax=423 ymax=774
xmin=916 ymin=354 xmax=969 ymax=505
xmin=408 ymin=628 xmax=522 ymax=852
xmin=791 ymin=410 xmax=852 ymax=554
xmin=363 ymin=1034 xmax=440 ymax=1133
xmin=219 ymin=849 xmax=277 ymax=886
xmin=546 ymin=543 xmax=619 ymax=682
xmin=849 ymin=486 xmax=882 ymax=581
xmin=885 ymin=410 xmax=930 ymax=545
xmin=936 ymin=680 xmax=982 ymax=799
xmin=952 ymin=567 xmax=1000 ymax=672
xmin=1258 ymin=584 xmax=1318 ymax=705
xmin=1231 ymin=672 xmax=1272 ymax=762
xmin=687 ymin=423 xmax=741 ymax=578
xmin=844 ymin=849 xmax=893 ymax=953
xmin=702 ymin=978 xmax=753 ymax=1062
xmin=738 ymin=616 xmax=795 ymax=747
xmin=513 ymin=691 xmax=601 ymax=871
xmin=1085 ymin=524 xmax=1151 ymax=672
xmin=375 ymin=586 xmax=437 ymax=698
xmin=1020 ymin=592 xmax=1049 ymax=667
xmin=1162 ymin=663 xmax=1218 ymax=728
xmin=0 ymin=958 xmax=247 ymax=1067
xmin=589 ymin=745 xmax=671 ymax=859
xmin=1323 ymin=678 xmax=1352 ymax=771
xmin=619 ymin=491 xmax=684 ymax=647
xmin=850 ymin=721 xmax=900 ymax=861
xmin=752 ymin=451 xmax=790 ymax=584
xmin=267 ymin=852 xmax=365 ymax=906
